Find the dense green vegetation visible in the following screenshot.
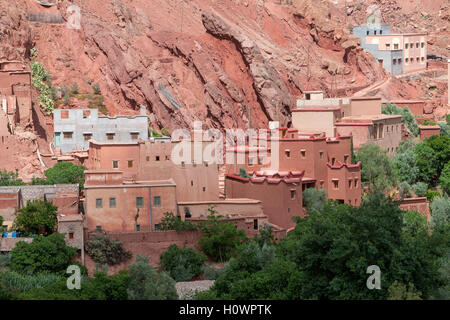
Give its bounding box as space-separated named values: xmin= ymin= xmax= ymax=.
xmin=160 ymin=245 xmax=206 ymax=281
xmin=0 ymin=170 xmax=25 ymax=186
xmin=31 ymin=162 xmax=86 ymax=189
xmin=12 ymin=200 xmax=57 ymax=236
xmin=197 ymin=192 xmax=450 ymax=300
xmin=30 ymin=60 xmax=54 ymax=114
xmin=84 ymin=234 xmax=132 ymax=267
xmin=158 ymin=212 xmax=197 ymax=231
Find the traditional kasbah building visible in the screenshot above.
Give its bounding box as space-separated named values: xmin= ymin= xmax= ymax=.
xmin=353 ymin=24 xmax=427 ymax=75
xmin=0 ymin=61 xmax=32 ymax=136
xmin=83 ymin=137 xmax=280 ymax=233
xmin=292 ymin=91 xmax=403 ymax=155
xmin=224 ymin=127 xmax=362 ymax=230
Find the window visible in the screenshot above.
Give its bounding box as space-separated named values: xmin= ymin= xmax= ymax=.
xmin=248 ymin=157 xmax=254 ymax=166
xmin=61 ymin=110 xmax=69 ymax=119
xmin=331 ymin=158 xmax=336 ymax=165
xmin=184 ymin=207 xmax=191 ymax=218
xmin=83 ymin=133 xmax=92 ymax=141
xmin=320 ymin=180 xmax=324 ymax=188
xmin=166 ymin=155 xmax=170 ymax=161
xmin=258 ymin=157 xmax=263 ymax=165
xmin=366 ymin=31 xmax=369 ymax=35
xmin=416 ymin=42 xmax=419 ymax=48
xmin=146 ymin=156 xmax=150 ymax=161
xmin=153 ymin=196 xmax=161 ymax=207
xmin=394 ymin=43 xmax=398 ymax=50
xmin=128 ymin=160 xmax=134 ymax=168
xmin=253 ymin=219 xmax=258 ymax=230
xmin=181 ymin=161 xmax=185 ymax=167
xmin=63 ymin=132 xmax=73 ymax=139
xmin=136 ymin=197 xmax=144 ymax=208
xmin=332 ymin=179 xmax=339 ymax=189
xmin=416 ymin=57 xmax=420 ymax=62
xmin=319 ymin=151 xmax=323 ymax=159
xmin=130 ymin=132 xmax=139 ymax=140
xmin=405 ymin=43 xmax=408 ymax=49
xmin=191 ymin=180 xmax=193 ymax=186
xmin=344 ymin=155 xmax=349 ymax=164
xmin=348 ymin=180 xmax=352 ymax=189
xmin=380 ymin=30 xmax=382 ymax=35
xmin=290 ymin=190 xmax=296 ymax=200
xmin=374 ymin=30 xmax=377 ymax=35
xmin=386 ymin=43 xmax=390 ymax=50
xmin=398 ymin=58 xmax=402 ymax=64
xmin=83 ymin=110 xmax=91 ymax=118
xmin=96 ymin=198 xmax=102 ymax=208
xmin=109 ymin=197 xmax=116 ymax=208
xmin=203 ymin=187 xmax=206 ymax=192
xmin=285 ymin=150 xmax=290 ymax=158
xmin=135 ymin=224 xmax=140 ymax=232
xmin=69 ymin=232 xmax=74 ymax=239
xmin=405 ymin=58 xmax=409 ymax=63
xmin=106 ymin=133 xmax=115 ymax=140
xmin=421 ymin=57 xmax=425 ymax=62
xmin=154 ymin=224 xmax=160 ymax=231
xmin=393 ymin=59 xmax=397 ymax=65
xmin=112 ymin=160 xmax=119 ymax=169
xmin=354 ymin=179 xmax=358 ymax=188
xmin=155 ymin=156 xmax=160 ymax=161
xmin=300 ymin=150 xmax=306 ymax=158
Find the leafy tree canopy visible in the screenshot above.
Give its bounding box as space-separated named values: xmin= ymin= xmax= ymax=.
xmin=12 ymin=200 xmax=57 ymax=236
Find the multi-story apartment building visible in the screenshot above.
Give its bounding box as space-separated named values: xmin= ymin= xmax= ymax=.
xmin=353 ymin=24 xmax=427 ymax=75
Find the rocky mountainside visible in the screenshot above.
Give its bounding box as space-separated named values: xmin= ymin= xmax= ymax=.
xmin=0 ymin=0 xmax=448 ymax=180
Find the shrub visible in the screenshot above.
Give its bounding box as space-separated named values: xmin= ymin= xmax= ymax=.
xmin=160 ymin=245 xmax=207 ymax=282
xmin=399 ymin=181 xmax=411 ymax=198
xmin=161 ymin=128 xmax=170 ymax=137
xmin=9 ymin=233 xmax=77 ymax=275
xmin=85 ymin=234 xmax=132 ymax=266
xmin=1 ymin=271 xmax=62 ymax=293
xmin=197 ymin=207 xmax=247 ymax=262
xmin=0 ymin=254 xmax=11 ymax=268
xmin=92 ymin=83 xmax=101 ymax=94
xmin=426 ymin=189 xmax=441 ymax=202
xmin=158 ymin=212 xmax=197 ymax=231
xmin=412 ymin=182 xmax=428 ymax=197
xmin=127 ymin=255 xmax=178 ymax=300
xmin=12 ymin=200 xmax=58 ymax=236
xmin=202 ymin=263 xmax=229 ymax=280
xmin=238 ymin=167 xmax=250 ymax=178
xmin=0 ymin=170 xmax=25 ymax=186
xmin=302 ymin=188 xmax=327 ymax=213
xmin=70 ymin=82 xmax=79 ymax=94
xmin=31 ymin=61 xmax=54 ymax=114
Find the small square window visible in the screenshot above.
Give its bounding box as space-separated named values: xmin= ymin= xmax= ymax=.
xmin=109 ymin=197 xmax=116 ymax=208
xmin=333 ymin=180 xmax=339 ymax=189
xmin=68 ymin=232 xmax=74 ymax=239
xmin=405 ymin=43 xmax=408 ymax=49
xmin=128 ymin=160 xmax=134 ymax=168
xmin=83 ymin=133 xmax=92 ymax=141
xmin=63 ymin=132 xmax=73 ymax=139
xmin=300 ymin=150 xmax=306 ymax=158
xmin=136 ymin=197 xmax=144 ymax=208
xmin=106 ymin=133 xmax=115 ymax=140
xmin=154 ymin=224 xmax=160 ymax=231
xmin=153 ymin=196 xmax=161 ymax=207
xmin=130 ymin=132 xmax=139 ymax=140
xmin=290 ymin=190 xmax=296 ymax=200
xmin=61 ymin=110 xmax=69 ymax=119
xmin=113 ymin=160 xmax=119 ymax=169
xmin=181 ymin=161 xmax=185 ymax=167
xmin=96 ymin=198 xmax=102 ymax=208
xmin=135 ymin=224 xmax=140 ymax=232
xmin=155 ymin=156 xmax=160 ymax=161
xmin=285 ymin=150 xmax=290 ymax=158
xmin=202 ymin=187 xmax=206 ymax=192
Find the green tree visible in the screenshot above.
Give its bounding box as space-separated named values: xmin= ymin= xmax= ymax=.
xmin=413 ymin=143 xmax=439 ymax=185
xmin=84 ymin=234 xmax=132 ymax=266
xmin=158 ymin=212 xmax=197 ymax=231
xmin=12 ymin=200 xmax=57 ymax=236
xmin=197 ymin=207 xmax=247 ymax=262
xmin=354 ymin=143 xmax=397 ymax=191
xmin=302 ymin=188 xmax=327 ymax=213
xmin=412 ymin=182 xmax=428 ymax=197
xmin=393 ymin=145 xmax=419 ymax=185
xmin=439 ymin=162 xmax=450 ymax=195
xmin=382 ymin=104 xmax=419 ymax=136
xmin=127 ymin=255 xmax=178 ymax=300
xmin=430 ymin=195 xmax=450 ymax=230
xmin=424 ymin=135 xmax=450 ymax=180
xmin=159 ymin=245 xmax=206 ymax=281
xmin=0 ymin=170 xmax=25 ymax=186
xmin=32 ymin=162 xmax=85 ymax=189
xmin=387 ymin=281 xmax=422 ymax=300
xmin=9 ymin=233 xmax=77 ymax=275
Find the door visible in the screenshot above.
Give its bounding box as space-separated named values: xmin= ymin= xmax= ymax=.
xmin=55 ymin=132 xmax=61 ymax=146
xmin=378 ymin=59 xmax=383 ymax=68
